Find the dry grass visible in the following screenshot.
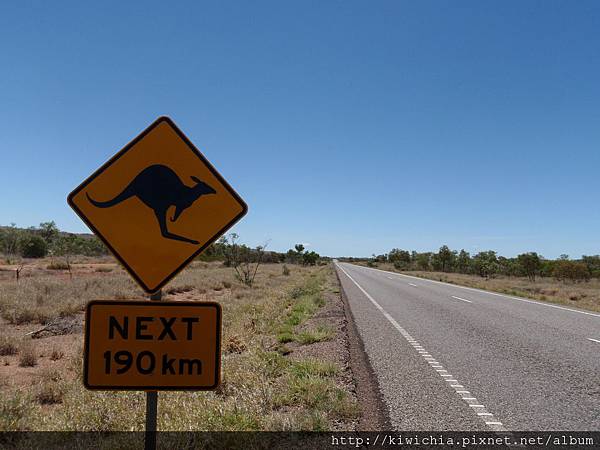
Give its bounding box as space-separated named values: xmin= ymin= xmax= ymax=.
xmin=0 ymin=271 xmax=141 ymax=325
xmin=369 ymin=263 xmax=600 ymax=312
xmin=34 ymin=369 xmax=65 ymax=405
xmin=50 ymin=347 xmax=64 ymax=361
xmin=0 ymin=261 xmax=356 ymax=431
xmin=0 ymin=335 xmax=18 ymax=356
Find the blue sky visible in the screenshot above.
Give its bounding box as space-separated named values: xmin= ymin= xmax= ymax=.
xmin=1 ymin=1 xmax=599 ymax=258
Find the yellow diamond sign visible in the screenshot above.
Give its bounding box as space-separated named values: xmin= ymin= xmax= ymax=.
xmin=68 ymin=117 xmax=247 ymax=293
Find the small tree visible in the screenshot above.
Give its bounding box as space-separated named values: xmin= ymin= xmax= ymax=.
xmin=517 ymin=252 xmax=541 ymax=281
xmin=18 ymin=234 xmax=48 ymax=258
xmin=302 ymin=251 xmax=320 ymax=266
xmin=389 ymin=248 xmax=411 ymax=270
xmin=38 ymin=221 xmax=59 ymax=245
xmin=553 ymin=260 xmax=590 ymax=283
xmin=415 ymin=253 xmax=431 ymax=271
xmin=582 ymin=255 xmax=600 ymax=278
xmin=437 ymin=245 xmax=455 ymax=272
xmin=1 ymin=223 xmax=21 ymax=263
xmin=50 ymin=234 xmax=80 ymax=279
xmin=472 ymin=251 xmax=498 ymax=278
xmin=456 ymin=250 xmax=471 ymax=274
xmin=222 ymin=233 xmax=267 ymax=286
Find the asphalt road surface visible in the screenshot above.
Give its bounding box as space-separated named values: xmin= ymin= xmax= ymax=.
xmin=335 ymin=262 xmax=600 ymax=431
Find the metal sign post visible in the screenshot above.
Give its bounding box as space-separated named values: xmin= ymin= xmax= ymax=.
xmin=145 ymin=289 xmax=161 ymax=450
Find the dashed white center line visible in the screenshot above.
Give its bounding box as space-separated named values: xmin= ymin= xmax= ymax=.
xmin=336 ymin=264 xmax=505 ymax=431
xmin=359 ymin=263 xmax=600 ymax=318
xmin=588 ymin=338 xmax=600 ymax=344
xmin=451 ymin=295 xmax=472 ymax=303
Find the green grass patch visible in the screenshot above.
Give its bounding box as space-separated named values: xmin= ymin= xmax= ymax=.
xmin=276 ymin=275 xmax=328 ymax=344
xmin=296 ymin=325 xmax=335 ymax=345
xmin=289 ymin=358 xmax=338 ymax=378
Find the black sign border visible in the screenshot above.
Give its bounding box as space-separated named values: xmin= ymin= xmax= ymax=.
xmin=83 ymin=300 xmax=222 ymax=391
xmin=67 ymin=116 xmax=248 ymax=293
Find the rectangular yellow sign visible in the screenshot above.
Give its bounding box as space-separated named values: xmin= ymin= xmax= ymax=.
xmin=84 ymin=301 xmax=221 ymax=390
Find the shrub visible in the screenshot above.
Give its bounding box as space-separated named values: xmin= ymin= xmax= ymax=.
xmin=50 ymin=347 xmax=65 ymax=361
xmin=0 ymin=336 xmax=17 ymax=356
xmin=282 ymin=265 xmax=290 ymax=276
xmin=47 ymin=261 xmax=70 ymax=270
xmin=553 ymin=260 xmax=591 ymax=283
xmin=18 ymin=342 xmax=37 ymax=367
xmin=0 ymin=336 xmax=18 ymax=356
xmin=18 ymin=235 xmax=47 ymax=258
xmin=302 ymin=251 xmax=320 ymax=266
xmin=35 ymin=381 xmax=64 ymax=405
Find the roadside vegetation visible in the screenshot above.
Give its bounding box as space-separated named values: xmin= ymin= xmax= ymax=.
xmin=343 ymin=246 xmax=600 ymax=312
xmin=0 ymin=223 xmax=326 ymax=282
xmin=0 ymin=223 xmax=354 ymax=432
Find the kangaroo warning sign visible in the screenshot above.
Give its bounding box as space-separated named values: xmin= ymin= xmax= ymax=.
xmin=84 ymin=301 xmax=221 ymax=390
xmin=68 ymin=116 xmax=247 ymax=293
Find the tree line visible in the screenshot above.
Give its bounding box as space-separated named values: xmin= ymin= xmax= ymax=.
xmin=200 ymin=237 xmax=323 ymax=267
xmin=1 ymin=223 xmax=323 ymax=267
xmin=0 ymin=222 xmax=108 ymax=262
xmin=342 ymin=245 xmax=599 ymax=283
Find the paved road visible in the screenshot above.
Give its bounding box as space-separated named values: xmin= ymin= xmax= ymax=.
xmin=335 ymin=262 xmax=600 ymax=430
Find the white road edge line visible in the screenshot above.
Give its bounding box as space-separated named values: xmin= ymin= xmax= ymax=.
xmin=354 ymin=263 xmax=600 ymax=318
xmin=588 ymin=338 xmax=600 ymax=344
xmin=336 ymin=263 xmax=504 ymax=431
xmin=451 ymin=295 xmax=472 ymax=303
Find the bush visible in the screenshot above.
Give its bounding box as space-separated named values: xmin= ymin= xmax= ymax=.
xmin=18 ymin=235 xmax=47 ymax=258
xmin=302 ymin=251 xmax=320 ymax=266
xmin=35 ymin=381 xmax=64 ymax=405
xmin=0 ymin=336 xmax=18 ymax=356
xmin=282 ymin=265 xmax=290 ymax=276
xmin=47 ymin=261 xmax=70 ymax=270
xmin=393 ymin=261 xmax=408 ymax=270
xmin=18 ymin=342 xmax=37 ymax=367
xmin=553 ymin=260 xmax=590 ymax=283
xmin=50 ymin=347 xmax=64 ymax=361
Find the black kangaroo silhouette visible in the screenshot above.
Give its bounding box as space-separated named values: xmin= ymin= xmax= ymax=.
xmin=86 ymin=164 xmax=216 ymax=245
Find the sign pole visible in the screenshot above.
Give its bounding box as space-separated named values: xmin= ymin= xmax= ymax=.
xmin=145 ymin=289 xmax=162 ymax=450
